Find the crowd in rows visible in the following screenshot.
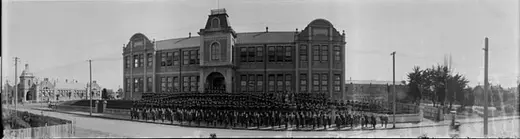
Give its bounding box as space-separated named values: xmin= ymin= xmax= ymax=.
xmin=130 ymin=107 xmax=391 ymax=130
xmin=130 ymin=91 xmax=392 ymax=130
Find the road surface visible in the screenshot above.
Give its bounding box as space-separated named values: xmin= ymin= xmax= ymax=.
xmin=14 ymin=105 xmax=520 ymax=138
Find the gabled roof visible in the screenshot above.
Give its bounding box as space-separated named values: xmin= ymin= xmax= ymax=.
xmin=54 ymin=82 xmax=86 ymax=90
xmin=346 ymin=80 xmax=405 ymax=85
xmin=154 ymin=31 xmax=296 ymax=50
xmin=156 ymin=36 xmax=201 ymax=50
xmin=236 ymin=32 xmax=295 ymax=44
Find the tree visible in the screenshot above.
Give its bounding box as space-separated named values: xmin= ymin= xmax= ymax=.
xmin=406 ymin=66 xmax=423 ymax=104
xmin=101 ymin=88 xmax=108 ymax=100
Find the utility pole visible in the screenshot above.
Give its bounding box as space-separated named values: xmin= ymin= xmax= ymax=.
xmin=390 ymin=51 xmax=396 ymax=128
xmin=483 ymin=37 xmax=489 ymax=136
xmin=88 ymin=59 xmax=93 ymax=116
xmin=14 ymin=57 xmax=19 ymax=111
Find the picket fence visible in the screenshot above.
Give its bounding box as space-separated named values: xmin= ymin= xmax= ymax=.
xmin=3 ymin=122 xmax=75 ymax=139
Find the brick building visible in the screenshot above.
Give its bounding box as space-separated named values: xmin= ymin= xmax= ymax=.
xmin=122 ymin=9 xmax=346 ymax=101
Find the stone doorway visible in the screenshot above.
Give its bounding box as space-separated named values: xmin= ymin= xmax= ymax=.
xmin=206 ymin=72 xmax=226 ymax=92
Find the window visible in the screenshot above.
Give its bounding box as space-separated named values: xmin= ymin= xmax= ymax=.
xmin=248 ymin=74 xmax=255 ymax=92
xmin=313 ymin=74 xmax=320 ymax=91
xmin=321 ymin=45 xmax=328 ymax=62
xmin=147 ymin=77 xmax=152 ymax=92
xmin=126 ymin=78 xmax=131 ymax=92
xmin=190 ymin=50 xmax=197 ymax=64
xmin=166 ymin=77 xmax=172 ymax=92
xmin=256 ymin=46 xmax=263 ymax=62
xmin=334 ymin=74 xmax=341 ymax=92
xmin=268 ymin=46 xmax=275 ymax=62
xmin=161 ymin=53 xmax=166 ymax=66
xmin=300 ymin=45 xmax=307 ymax=62
xmin=321 ymin=73 xmax=328 ymax=92
xmin=240 ymin=48 xmax=247 ymax=62
xmin=241 ymin=75 xmax=247 ymax=92
xmin=139 ymin=54 xmax=144 ymax=67
xmin=173 ymin=77 xmax=179 ymax=92
xmin=285 ymin=74 xmax=292 ymax=91
xmin=125 ymin=56 xmax=130 ymax=69
xmin=183 ymin=77 xmax=189 ymax=92
xmin=173 ymin=51 xmax=179 ymax=66
xmin=248 ymin=47 xmax=255 ymax=62
xmin=313 ymin=45 xmax=320 ymax=62
xmin=268 ymin=75 xmax=275 ymax=92
xmin=211 ymin=42 xmax=220 ymax=60
xmin=191 ymin=76 xmax=197 ymax=92
xmin=285 ymin=46 xmax=292 ymax=62
xmin=147 ymin=53 xmax=153 ymax=67
xmin=134 ymin=78 xmax=139 ymax=92
xmin=321 ymin=73 xmax=328 ymax=86
xmin=167 ymin=52 xmax=173 ymax=66
xmin=277 ymin=74 xmax=284 ymax=91
xmin=183 ymin=51 xmax=189 ymax=65
xmin=196 ymin=49 xmax=200 ymax=64
xmin=161 ymin=77 xmax=166 ymax=92
xmin=211 ymin=18 xmax=220 ymax=28
xmin=276 ymin=46 xmax=284 ymax=62
xmin=257 ymin=75 xmax=263 ymax=92
xmin=334 ymin=46 xmax=341 ymax=61
xmin=300 ymin=74 xmax=307 ymax=92
xmin=134 ymin=55 xmax=139 ymax=68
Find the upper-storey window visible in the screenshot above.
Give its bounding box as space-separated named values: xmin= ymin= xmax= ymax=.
xmin=321 ymin=45 xmax=328 ymax=62
xmin=211 ymin=18 xmax=220 ymax=28
xmin=334 ymin=46 xmax=341 ymax=61
xmin=173 ymin=51 xmax=179 ymax=66
xmin=147 ymin=53 xmax=153 ymax=67
xmin=285 ymin=46 xmax=292 ymax=62
xmin=183 ymin=51 xmax=189 ymax=65
xmin=196 ymin=49 xmax=200 ymax=64
xmin=166 ymin=52 xmax=173 ymax=66
xmin=211 ymin=42 xmax=221 ymax=60
xmin=276 ymin=46 xmax=284 ymax=62
xmin=268 ymin=46 xmax=275 ymax=62
xmin=248 ymin=47 xmax=255 ymax=62
xmin=190 ymin=50 xmax=197 ymax=64
xmin=300 ymin=45 xmax=307 ymax=62
xmin=134 ymin=55 xmax=139 ymax=68
xmin=240 ymin=48 xmax=247 ymax=62
xmin=256 ymin=46 xmax=263 ymax=62
xmin=313 ymin=45 xmax=320 ymax=62
xmin=161 ymin=53 xmax=166 ymax=66
xmin=125 ymin=56 xmax=130 ymax=69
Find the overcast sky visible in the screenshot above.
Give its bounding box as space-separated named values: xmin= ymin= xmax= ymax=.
xmin=2 ymin=0 xmax=519 ymax=90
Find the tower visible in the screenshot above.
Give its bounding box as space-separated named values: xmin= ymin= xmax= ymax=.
xmin=198 ymin=8 xmax=237 ymax=93
xmin=19 ymin=64 xmax=36 ymax=102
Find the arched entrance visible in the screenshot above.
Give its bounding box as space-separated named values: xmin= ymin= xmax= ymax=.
xmin=26 ymin=91 xmax=31 ymax=101
xmin=206 ymin=72 xmax=226 ymax=92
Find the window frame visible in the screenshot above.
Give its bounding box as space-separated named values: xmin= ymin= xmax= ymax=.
xmin=240 ymin=47 xmax=247 ymax=62
xmin=256 ymin=74 xmax=263 ymax=92
xmin=276 ymin=46 xmax=284 ymax=62
xmin=183 ymin=51 xmax=190 ymax=65
xmin=321 ymin=45 xmax=328 ymax=62
xmin=211 ymin=42 xmax=221 ymax=60
xmin=285 ymin=46 xmax=292 ymax=62
xmin=256 ymin=46 xmax=263 ymax=62
xmin=313 ymin=45 xmax=320 ymax=62
xmin=268 ymin=46 xmax=275 ymax=62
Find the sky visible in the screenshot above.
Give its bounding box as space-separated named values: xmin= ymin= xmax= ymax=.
xmin=2 ymin=0 xmax=519 ymax=90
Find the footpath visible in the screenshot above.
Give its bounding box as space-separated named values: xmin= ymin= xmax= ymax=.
xmin=24 ymin=105 xmax=520 ymax=132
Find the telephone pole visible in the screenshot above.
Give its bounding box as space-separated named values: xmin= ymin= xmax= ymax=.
xmin=483 ymin=37 xmax=489 ymax=136
xmin=390 ymin=51 xmax=396 ymax=128
xmin=13 ymin=57 xmax=20 ymax=111
xmin=88 ymin=59 xmax=93 ymax=116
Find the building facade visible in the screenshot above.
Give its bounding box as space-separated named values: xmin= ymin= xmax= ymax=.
xmin=16 ymin=64 xmax=102 ymax=102
xmin=123 ymin=9 xmax=346 ymax=101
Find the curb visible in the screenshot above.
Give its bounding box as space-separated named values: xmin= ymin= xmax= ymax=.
xmin=33 ymin=107 xmax=520 ymax=132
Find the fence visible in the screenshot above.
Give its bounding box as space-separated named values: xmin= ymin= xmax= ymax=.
xmin=3 ymin=122 xmax=75 ymax=139
xmin=423 ymin=105 xmax=443 ymax=121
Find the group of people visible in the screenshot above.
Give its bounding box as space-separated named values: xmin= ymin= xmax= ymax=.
xmin=130 ymin=107 xmax=390 ymax=130
xmin=130 ymin=92 xmax=392 ymax=130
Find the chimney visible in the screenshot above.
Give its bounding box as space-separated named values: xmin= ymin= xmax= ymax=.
xmin=266 ymin=26 xmax=269 ymax=33
xmin=189 ymin=32 xmax=191 ymax=38
xmin=296 ymin=28 xmax=298 ymax=33
xmin=25 ymin=64 xmax=29 ymax=71
xmin=66 ymin=79 xmax=68 ymax=83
